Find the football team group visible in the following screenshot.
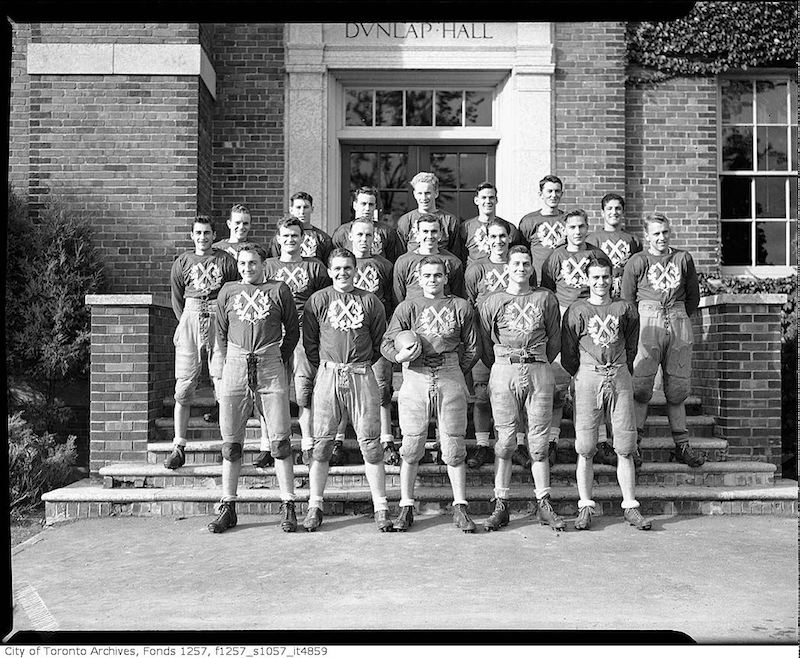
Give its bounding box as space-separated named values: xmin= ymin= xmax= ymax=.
xmin=165 ymin=172 xmax=702 ymax=535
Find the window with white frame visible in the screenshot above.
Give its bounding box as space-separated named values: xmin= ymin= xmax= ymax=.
xmin=719 ymin=74 xmax=797 ymax=271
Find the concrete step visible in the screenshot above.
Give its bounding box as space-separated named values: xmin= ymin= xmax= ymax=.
xmin=42 ymin=478 xmax=799 ymax=523
xmin=100 ymin=460 xmax=776 ymax=490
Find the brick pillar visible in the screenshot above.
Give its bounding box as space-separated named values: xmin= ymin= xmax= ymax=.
xmin=86 ymin=294 xmax=176 ymax=473
xmin=692 ymin=294 xmax=787 ymax=468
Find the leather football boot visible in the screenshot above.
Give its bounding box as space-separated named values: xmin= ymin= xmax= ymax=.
xmin=574 ymin=505 xmax=594 ymax=530
xmin=208 ymin=501 xmax=237 ymax=534
xmin=482 ymin=498 xmax=510 ymax=532
xmin=624 ymin=506 xmax=652 ymax=530
xmin=329 ymin=441 xmax=346 ymax=466
xmin=374 ymin=509 xmax=394 ymax=532
xmin=164 ymin=445 xmax=186 ymax=470
xmin=279 ymin=501 xmax=297 ymax=532
xmin=253 ymin=451 xmax=274 ymax=468
xmin=511 ymin=445 xmax=532 ymax=469
xmin=383 ymin=441 xmax=401 ymax=466
xmin=536 ymin=494 xmax=566 ymax=530
xmin=393 ymin=505 xmax=414 ymax=532
xmin=303 ymin=506 xmax=323 ymax=532
xmin=452 ymin=503 xmax=476 ymax=533
xmin=673 ymin=442 xmax=706 ymax=468
xmin=467 ymin=444 xmax=492 ymax=469
xmin=593 ymin=441 xmax=618 ymax=466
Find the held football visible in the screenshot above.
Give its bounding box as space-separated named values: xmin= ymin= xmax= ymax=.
xmin=394 ymin=329 xmax=420 ymax=351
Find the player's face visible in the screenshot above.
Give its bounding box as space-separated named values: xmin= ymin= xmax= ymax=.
xmin=487 ymin=224 xmax=509 ymax=257
xmin=278 ymin=225 xmax=303 ymax=254
xmin=587 ymin=265 xmax=612 ymax=297
xmin=191 ymin=222 xmax=215 ymax=252
xmin=349 ymin=220 xmax=374 ymax=256
xmin=602 ymin=200 xmax=624 ymax=228
xmin=418 ymin=263 xmax=447 ymax=296
xmin=507 ymin=252 xmax=533 ymax=285
xmin=328 ymin=256 xmax=355 ymax=287
xmin=539 ymin=182 xmax=563 ymax=209
xmin=417 ymin=220 xmax=440 ymax=250
xmin=413 ymin=182 xmax=438 ymax=211
xmin=353 ymin=193 xmax=377 ymax=220
xmin=474 ymin=187 xmax=497 ymax=216
xmin=227 ymin=211 xmax=251 ymax=241
xmin=238 ymin=250 xmax=265 ymax=285
xmin=290 ymin=199 xmax=312 ymax=222
xmin=645 ymin=221 xmax=670 ymax=254
xmin=565 ymin=215 xmax=588 ymax=248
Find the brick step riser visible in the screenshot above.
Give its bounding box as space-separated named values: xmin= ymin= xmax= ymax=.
xmin=45 ymin=496 xmax=798 ymax=524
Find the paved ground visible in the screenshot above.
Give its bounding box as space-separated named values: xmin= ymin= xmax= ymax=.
xmin=8 ymin=512 xmax=798 ymax=643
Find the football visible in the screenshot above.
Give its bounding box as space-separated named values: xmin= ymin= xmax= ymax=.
xmin=394 ymin=329 xmax=420 ymax=351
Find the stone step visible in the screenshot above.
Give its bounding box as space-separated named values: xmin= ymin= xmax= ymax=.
xmin=42 ymin=478 xmax=799 ymax=523
xmin=99 ymin=460 xmax=776 ymax=490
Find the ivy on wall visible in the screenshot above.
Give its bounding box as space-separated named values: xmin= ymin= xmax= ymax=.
xmin=627 ymin=1 xmax=798 ymax=82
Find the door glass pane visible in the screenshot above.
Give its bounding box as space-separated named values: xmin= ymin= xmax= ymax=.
xmin=756 ymin=80 xmax=788 ymax=124
xmin=721 ymin=127 xmax=753 ymax=170
xmin=435 ymin=190 xmax=457 ymax=216
xmin=429 ymin=152 xmax=458 ymax=190
xmin=465 ymin=91 xmax=491 ymax=126
xmin=755 ymin=178 xmax=786 ymax=218
xmin=379 ymin=191 xmax=408 ymax=227
xmin=757 ymin=126 xmax=788 ymax=171
xmin=790 ymin=221 xmax=796 ymax=265
xmin=350 ymin=152 xmax=378 ymax=189
xmin=459 ymin=191 xmax=477 ymax=219
xmin=459 ymin=153 xmax=486 ymax=189
xmin=376 ymin=91 xmax=403 ymax=126
xmin=436 ymin=91 xmax=462 ymax=127
xmin=380 ymin=152 xmax=407 ymax=189
xmin=790 ymin=177 xmax=797 ymax=218
xmin=791 ymin=80 xmax=797 ymax=123
xmin=406 ymin=90 xmax=432 ymax=126
xmin=345 ymin=90 xmax=372 ymax=127
xmin=720 ymin=177 xmax=751 ymax=219
xmin=792 ymin=126 xmax=797 ymax=171
xmin=756 ymin=221 xmax=786 ymax=265
xmin=721 ymin=222 xmax=752 ymax=266
xmin=720 ymin=79 xmax=753 ymax=124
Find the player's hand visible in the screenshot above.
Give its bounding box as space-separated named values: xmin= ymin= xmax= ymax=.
xmin=395 ymin=341 xmax=422 ymax=363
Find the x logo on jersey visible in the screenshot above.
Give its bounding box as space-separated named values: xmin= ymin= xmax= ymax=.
xmin=233 ymin=290 xmax=272 ymax=325
xmin=328 ymin=298 xmax=365 ymax=331
xmin=588 ymin=314 xmax=619 ymax=348
xmin=416 ymin=306 xmax=456 ymax=338
xmin=504 ymin=301 xmax=543 ymax=334
xmin=647 ymin=262 xmax=681 ymax=292
xmin=472 ymin=225 xmax=491 ymax=255
xmin=189 ymin=261 xmax=223 ymax=294
xmin=370 ymin=231 xmax=384 ymax=256
xmin=601 ymin=239 xmax=630 ymax=267
xmin=483 ymin=267 xmax=509 ymax=293
xmin=537 ymin=222 xmax=564 ymax=249
xmin=274 ymin=265 xmax=309 ymax=294
xmin=561 ymin=256 xmax=590 ymax=288
xmin=354 ymin=264 xmax=380 ymax=293
xmin=301 ymin=233 xmax=319 ymax=258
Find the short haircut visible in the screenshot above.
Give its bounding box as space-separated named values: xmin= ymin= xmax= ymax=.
xmin=410 ymin=172 xmax=439 ymax=190
xmin=237 ymin=242 xmax=267 ymax=263
xmin=643 ymin=213 xmax=670 ymax=231
xmin=229 ymin=203 xmax=251 ymax=218
xmin=600 ymin=193 xmax=625 ymax=210
xmin=352 ymin=186 xmax=380 ymax=204
xmin=416 ymin=213 xmax=441 ymax=231
xmin=328 ymin=247 xmax=356 ymax=268
xmin=290 ymin=191 xmax=313 ymax=206
xmin=276 ymin=214 xmax=305 ymax=235
xmin=538 ymin=174 xmax=563 ymax=191
xmin=508 ymin=245 xmax=532 ymax=260
xmin=350 ymin=217 xmax=374 ymax=231
xmin=486 ymin=218 xmax=509 ymax=235
xmin=586 ymin=255 xmax=612 ymax=275
xmin=564 ymin=208 xmax=588 ymax=223
xmin=418 ymin=255 xmax=446 ymax=272
xmin=192 ymin=215 xmax=214 ymax=232
xmin=475 ymin=181 xmax=497 ymax=195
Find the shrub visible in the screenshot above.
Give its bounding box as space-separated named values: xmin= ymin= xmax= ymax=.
xmin=8 ymin=413 xmax=79 ymax=520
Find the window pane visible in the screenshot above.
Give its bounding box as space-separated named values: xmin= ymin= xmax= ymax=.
xmin=792 ymin=126 xmax=797 ymax=171
xmin=429 ymin=152 xmax=458 ymax=189
xmin=721 ymin=127 xmax=753 ymax=170
xmin=459 ymin=191 xmax=477 ymax=219
xmin=406 ymin=90 xmax=432 ymax=126
xmin=376 ymin=91 xmax=403 ymax=127
xmin=791 ymin=80 xmax=797 ymax=123
xmin=791 ymin=177 xmax=797 ymax=218
xmin=720 ymin=79 xmax=753 ymax=124
xmin=380 ymin=152 xmax=407 ymax=190
xmin=757 ymin=126 xmax=789 ymax=171
xmin=755 ymin=178 xmax=786 ymax=218
xmin=791 ymin=221 xmax=797 ymax=266
xmin=465 ymin=91 xmax=491 ymax=126
xmin=756 ymin=80 xmax=788 ymax=124
xmin=756 ymin=221 xmax=786 ymax=265
xmin=460 ymin=153 xmax=486 ymax=190
xmin=436 ymin=91 xmax=462 ymax=127
xmin=350 ymin=152 xmax=378 ymax=188
xmin=379 ymin=191 xmax=408 ymax=227
xmin=436 ymin=190 xmax=457 ymax=216
xmin=720 ymin=177 xmax=752 ymax=219
xmin=721 ymin=222 xmax=752 ymax=266
xmin=345 ymin=89 xmax=372 ymax=127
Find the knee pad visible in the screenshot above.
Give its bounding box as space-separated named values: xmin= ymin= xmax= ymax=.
xmin=632 ymin=377 xmax=655 ymax=404
xmin=399 ymin=435 xmax=427 ymax=464
xmin=270 ymin=437 xmax=292 ymax=460
xmin=221 ymin=442 xmax=242 ymax=462
xmin=174 ymin=378 xmax=196 ymax=406
xmin=664 ymin=377 xmax=690 ymax=405
xmin=530 ymin=449 xmax=549 ymax=462
xmin=295 ymin=378 xmax=314 ymax=409
xmin=440 ymin=435 xmax=467 ymax=467
xmin=360 ymin=437 xmax=384 ymax=464
xmin=313 ymin=439 xmax=334 ymax=463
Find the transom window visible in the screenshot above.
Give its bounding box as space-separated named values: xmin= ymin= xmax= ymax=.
xmin=345 ymin=88 xmax=492 ymax=128
xmin=719 ymin=74 xmax=797 ymax=270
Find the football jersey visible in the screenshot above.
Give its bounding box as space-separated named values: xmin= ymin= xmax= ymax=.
xmin=331 ymin=220 xmax=404 ymax=262
xmin=269 ymin=224 xmax=333 ymax=263
xmin=262 ymin=257 xmax=330 ymax=322
xmin=170 ymin=250 xmax=238 ymax=320
xmin=459 ymin=216 xmax=524 ymax=265
xmin=518 ymin=209 xmax=566 ymax=282
xmin=353 ymin=254 xmax=394 ymax=316
xmin=621 ymin=249 xmax=700 ymax=315
xmin=392 ymin=249 xmax=465 ymax=304
xmin=396 ymin=209 xmax=465 ymax=261
xmin=540 ymin=246 xmax=613 ymax=309
xmin=587 ymin=229 xmax=642 ymax=299
xmin=464 ymin=259 xmax=534 ymax=308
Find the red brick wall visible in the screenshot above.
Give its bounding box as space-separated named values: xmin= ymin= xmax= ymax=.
xmin=9 ymin=22 xmax=31 ymax=193
xmin=198 ymin=83 xmax=214 ymax=217
xmin=554 ymin=22 xmax=627 ymax=221
xmin=210 ymin=23 xmax=285 ymax=245
xmin=29 ymin=23 xmax=200 ymax=43
xmin=625 ymin=74 xmax=719 ymax=271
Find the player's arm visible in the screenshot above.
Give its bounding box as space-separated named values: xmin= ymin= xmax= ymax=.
xmin=459 ymin=305 xmax=480 ymax=373
xmin=477 ymin=300 xmax=496 ymax=369
xmin=544 ymin=293 xmax=562 ymax=364
xmin=539 ymin=254 xmax=557 ymax=293
xmin=302 ymin=295 xmax=321 ymax=369
xmin=623 ymin=303 xmax=640 ymax=375
xmin=620 ymin=255 xmax=641 ymax=303
xmin=684 ymin=253 xmax=700 ymax=317
xmin=464 ymin=264 xmax=480 ymax=306
xmin=368 ymin=295 xmax=387 ymax=365
xmin=392 ymin=258 xmax=408 ymax=306
xmin=170 ymin=257 xmax=186 ymax=320
xmin=560 ymin=307 xmax=580 ymax=377
xmin=278 ymin=283 xmax=300 ymax=363
xmin=215 ymin=286 xmax=230 ymax=363
xmin=448 ymin=260 xmax=466 ymax=299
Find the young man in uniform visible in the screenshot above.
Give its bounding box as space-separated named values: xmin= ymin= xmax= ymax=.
xmin=382 ymin=256 xmax=481 ymax=533
xmin=262 ymin=215 xmax=330 ymax=468
xmin=208 ymin=243 xmax=300 ymax=533
xmin=459 ymin=182 xmax=523 ymax=266
xmin=165 ymin=216 xmax=238 ymax=470
xmin=302 ymin=248 xmax=394 ymax=532
xmin=561 ymin=256 xmax=652 ymax=530
xmin=393 ymin=214 xmax=465 ymax=304
xmin=213 ymin=204 xmax=257 ymax=258
xmin=622 ymin=214 xmax=704 ymax=468
xmin=397 ymin=172 xmax=465 ymax=261
xmin=540 ymin=209 xmax=613 ymax=467
xmin=332 ymin=186 xmax=404 ymax=263
xmin=518 ymin=175 xmax=567 ymax=283
xmin=478 ymin=246 xmax=565 ymax=531
xmin=464 ymin=220 xmax=533 ymax=470
xmin=269 ymin=192 xmax=333 ymax=264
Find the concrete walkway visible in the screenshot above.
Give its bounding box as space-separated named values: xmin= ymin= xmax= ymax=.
xmin=9 ymin=513 xmax=798 ymax=643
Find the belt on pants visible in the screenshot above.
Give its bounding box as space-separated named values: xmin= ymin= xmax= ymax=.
xmin=638 ymin=300 xmax=686 ymax=333
xmin=585 ymin=362 xmax=624 ymax=408
xmin=321 ymin=360 xmax=371 ymax=390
